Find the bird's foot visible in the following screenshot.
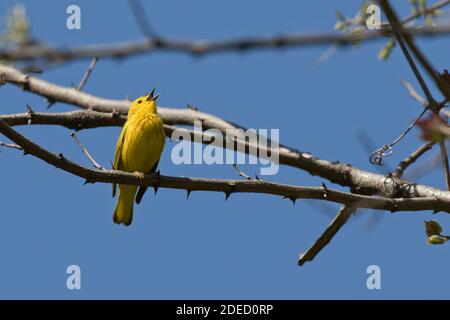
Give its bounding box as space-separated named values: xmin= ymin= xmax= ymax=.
xmin=133 ymin=171 xmax=145 ymax=180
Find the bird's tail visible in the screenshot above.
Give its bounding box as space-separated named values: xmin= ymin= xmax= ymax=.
xmin=113 ymin=184 xmax=138 ymax=226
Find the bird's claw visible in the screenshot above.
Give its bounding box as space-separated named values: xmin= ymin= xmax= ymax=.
xmin=133 ymin=171 xmax=145 ymax=180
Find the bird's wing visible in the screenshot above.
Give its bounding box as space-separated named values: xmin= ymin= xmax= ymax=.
xmin=424 ymin=220 xmax=443 ymax=237
xmin=112 ymin=127 xmax=127 ymax=197
xmin=135 ymin=125 xmax=166 ymax=204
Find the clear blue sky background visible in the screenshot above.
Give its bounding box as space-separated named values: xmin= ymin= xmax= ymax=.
xmin=0 ymin=0 xmax=449 ymax=299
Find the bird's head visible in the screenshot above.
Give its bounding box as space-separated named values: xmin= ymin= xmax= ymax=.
xmin=128 ymin=88 xmax=159 ymax=116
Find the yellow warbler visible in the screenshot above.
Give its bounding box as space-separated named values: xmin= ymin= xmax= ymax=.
xmin=112 ymin=89 xmax=165 ymax=226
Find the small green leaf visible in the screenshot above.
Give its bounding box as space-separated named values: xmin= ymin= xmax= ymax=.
xmin=334 ymin=21 xmax=345 ymax=30
xmin=378 ymin=38 xmax=396 ymax=60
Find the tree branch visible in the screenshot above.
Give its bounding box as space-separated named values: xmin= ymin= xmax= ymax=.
xmin=1 ymin=24 xmax=450 ymax=63
xmin=2 ymin=108 xmax=450 ymax=202
xmin=75 ymin=57 xmax=99 ymax=92
xmin=380 ymin=0 xmax=450 ymax=189
xmin=298 ymin=205 xmax=356 ymax=266
xmin=1 ymin=118 xmax=449 ymax=213
xmin=0 ymin=64 xmax=242 ymax=131
xmin=393 ymin=142 xmax=435 ymax=178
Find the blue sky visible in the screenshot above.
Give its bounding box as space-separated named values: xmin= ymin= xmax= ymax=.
xmin=0 ymin=0 xmax=449 ymax=299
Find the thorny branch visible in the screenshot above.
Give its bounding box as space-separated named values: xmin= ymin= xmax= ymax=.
xmin=1 ymin=1 xmax=450 ymax=266
xmin=380 ymin=0 xmax=450 ymax=189
xmin=2 ymin=108 xmax=450 ymax=204
xmin=1 ymin=119 xmax=450 ymax=213
xmin=1 ymin=25 xmax=450 ymax=63
xmin=298 ymin=0 xmax=450 ymax=265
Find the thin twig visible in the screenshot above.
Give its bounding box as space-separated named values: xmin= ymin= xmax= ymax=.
xmin=380 ymin=1 xmax=435 ymax=105
xmin=401 ymin=0 xmax=450 ymax=25
xmin=393 ymin=142 xmax=435 ymax=178
xmin=298 ymin=205 xmax=356 ymax=266
xmin=401 ymin=80 xmax=427 ymax=106
xmin=439 ymin=140 xmax=450 ymax=189
xmin=232 ymin=164 xmax=252 ymax=180
xmin=70 ymin=131 xmax=105 ymax=170
xmin=127 ymin=0 xmax=159 ymax=39
xmin=0 ymin=141 xmax=22 ymax=150
xmin=1 ymin=24 xmax=450 ymax=63
xmin=76 ymin=57 xmax=98 ymax=91
xmin=47 ymin=57 xmax=98 ymax=109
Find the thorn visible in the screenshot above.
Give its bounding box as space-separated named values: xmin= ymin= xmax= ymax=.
xmin=83 ymin=179 xmax=93 ymax=185
xmin=56 ymin=153 xmax=64 ymax=167
xmin=290 ymin=197 xmax=297 ymax=205
xmin=0 ymin=73 xmax=6 ymax=86
xmin=186 ymin=103 xmax=198 ymax=111
xmin=186 ymin=190 xmax=191 ymax=199
xmin=26 ymin=104 xmax=34 ymax=125
xmin=433 ymin=210 xmax=440 ymax=214
xmin=153 ymin=185 xmax=159 ymax=195
xmin=111 ymin=110 xmax=120 ymax=118
xmin=225 ymin=191 xmax=231 ymax=201
xmin=255 ymin=174 xmax=261 ymax=181
xmin=26 ymin=104 xmax=34 ymax=114
xmin=22 ymin=150 xmax=28 ymax=156
xmin=155 ymin=169 xmax=160 ymax=176
xmin=321 ymin=182 xmax=328 ymax=190
xmin=390 ymin=203 xmax=398 ymax=213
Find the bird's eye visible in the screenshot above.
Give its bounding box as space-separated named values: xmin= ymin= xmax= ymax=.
xmin=137 ymin=100 xmax=142 ymax=104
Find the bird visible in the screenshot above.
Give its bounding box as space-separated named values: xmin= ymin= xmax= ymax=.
xmin=112 ymin=89 xmax=166 ymax=226
xmin=424 ymin=220 xmax=449 ymax=244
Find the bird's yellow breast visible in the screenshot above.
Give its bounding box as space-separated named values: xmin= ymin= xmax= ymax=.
xmin=120 ymin=112 xmax=165 ymax=173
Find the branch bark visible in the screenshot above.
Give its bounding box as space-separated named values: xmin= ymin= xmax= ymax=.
xmin=1 ymin=25 xmax=450 ymax=63
xmin=2 ymin=109 xmax=450 ymax=203
xmin=1 ymin=118 xmax=449 ymax=213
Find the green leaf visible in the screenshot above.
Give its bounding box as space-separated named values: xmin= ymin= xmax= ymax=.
xmin=378 ymin=38 xmax=396 ymax=60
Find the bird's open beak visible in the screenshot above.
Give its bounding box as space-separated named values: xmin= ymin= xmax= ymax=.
xmin=146 ymin=88 xmax=159 ymax=101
